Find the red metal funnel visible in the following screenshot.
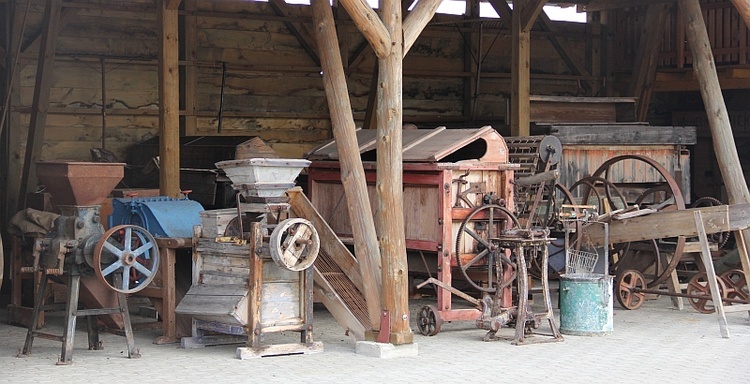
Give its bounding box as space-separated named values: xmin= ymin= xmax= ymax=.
xmin=36 ymin=161 xmax=125 ymax=206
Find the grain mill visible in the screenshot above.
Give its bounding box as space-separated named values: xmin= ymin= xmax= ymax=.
xmin=19 ymin=161 xmax=159 ymax=364
xmin=176 ymin=158 xmax=322 ymax=359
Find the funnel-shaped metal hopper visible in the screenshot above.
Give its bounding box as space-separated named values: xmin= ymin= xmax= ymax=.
xmin=36 ymin=161 xmax=125 ymax=206
xmin=216 ymin=158 xmax=310 ymax=198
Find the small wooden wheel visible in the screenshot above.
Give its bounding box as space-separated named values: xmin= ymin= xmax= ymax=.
xmin=416 ymin=305 xmax=443 ymax=336
xmin=687 ymin=272 xmax=728 ymax=314
xmin=269 ymin=218 xmax=320 ymax=271
xmin=615 ymin=269 xmax=646 ymax=310
xmin=93 ymin=224 xmax=159 ymax=294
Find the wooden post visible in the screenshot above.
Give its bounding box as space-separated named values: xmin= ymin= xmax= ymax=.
xmin=182 ymin=0 xmax=198 ymax=136
xmin=17 ymin=0 xmax=61 ymax=211
xmin=377 ymin=0 xmax=413 ymax=346
xmin=680 ymin=0 xmax=750 ymax=206
xmin=680 ymin=0 xmax=750 ymax=288
xmin=511 ymin=0 xmax=531 ymax=136
xmin=158 ymin=0 xmax=181 ymax=198
xmin=311 ymin=0 xmax=383 ymax=330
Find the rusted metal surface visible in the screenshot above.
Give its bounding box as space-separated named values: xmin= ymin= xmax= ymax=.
xmin=35 ymin=161 xmax=125 ymax=206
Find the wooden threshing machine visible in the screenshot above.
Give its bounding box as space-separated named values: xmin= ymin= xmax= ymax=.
xmin=307 ymin=127 xmax=537 ymax=334
xmin=176 ymin=158 xmax=322 ymax=359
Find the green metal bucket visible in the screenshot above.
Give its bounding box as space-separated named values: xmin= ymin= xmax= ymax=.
xmin=559 ymin=274 xmax=613 ymax=336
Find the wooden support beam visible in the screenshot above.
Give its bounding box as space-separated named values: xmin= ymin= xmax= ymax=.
xmin=681 ymin=0 xmax=750 ymax=206
xmin=158 ymin=0 xmax=180 ymax=198
xmin=378 ymin=0 xmax=413 ymax=346
xmin=181 ymin=0 xmax=197 ymax=135
xmin=2 ymin=0 xmax=24 ymax=226
xmin=487 ymin=0 xmax=512 ymax=20
xmin=511 ymin=0 xmax=531 ymax=136
xmin=536 ymin=11 xmax=592 ymax=93
xmin=19 ymin=8 xmax=79 ymax=54
xmin=166 ymin=0 xmax=182 ymax=10
xmin=627 ymin=3 xmax=670 ymax=121
xmin=338 ymin=0 xmax=391 ymax=59
xmin=18 ymin=0 xmax=61 ymax=211
xmin=311 ymin=0 xmax=382 ymax=331
xmin=520 ymin=0 xmax=547 ymax=32
xmin=402 ymin=0 xmax=442 ymax=56
xmin=731 ymin=0 xmax=750 ymax=29
xmin=680 ymin=0 xmax=750 ymax=260
xmin=268 ymin=0 xmax=320 ymax=67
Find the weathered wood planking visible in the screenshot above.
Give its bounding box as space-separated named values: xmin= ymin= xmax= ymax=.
xmin=583 ymin=205 xmax=731 ymax=246
xmin=547 ymin=125 xmax=697 ymax=145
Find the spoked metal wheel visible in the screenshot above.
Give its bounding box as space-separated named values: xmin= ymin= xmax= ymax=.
xmin=615 ymin=269 xmax=646 ymax=310
xmin=93 ymin=224 xmax=159 ymax=294
xmin=416 ymin=305 xmax=443 ymax=336
xmin=720 ymin=269 xmax=748 ymax=303
xmin=455 ymin=204 xmax=520 ymax=293
xmin=687 ymin=271 xmax=728 ymax=314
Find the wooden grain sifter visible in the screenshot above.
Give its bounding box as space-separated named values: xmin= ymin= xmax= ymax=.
xmin=175 ymin=158 xmax=323 ymax=359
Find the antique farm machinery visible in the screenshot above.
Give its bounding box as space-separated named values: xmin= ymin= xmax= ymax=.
xmin=19 ymin=161 xmax=159 ymax=364
xmin=566 ymin=154 xmax=750 ymax=317
xmin=176 ymin=158 xmax=323 ymax=358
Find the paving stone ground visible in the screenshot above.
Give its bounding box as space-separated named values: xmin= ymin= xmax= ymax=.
xmin=2 ymin=289 xmax=750 ymax=383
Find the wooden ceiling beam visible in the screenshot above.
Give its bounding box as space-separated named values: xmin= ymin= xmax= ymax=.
xmin=338 ymin=0 xmax=391 ymax=59
xmin=403 ymin=0 xmax=442 ymax=55
xmin=583 ymin=0 xmax=674 ymax=12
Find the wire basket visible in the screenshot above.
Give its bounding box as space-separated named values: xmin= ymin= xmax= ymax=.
xmin=566 ymin=249 xmax=599 ymax=275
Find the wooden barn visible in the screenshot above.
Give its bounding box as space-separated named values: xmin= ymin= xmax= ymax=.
xmin=2 ymin=0 xmax=750 ymax=347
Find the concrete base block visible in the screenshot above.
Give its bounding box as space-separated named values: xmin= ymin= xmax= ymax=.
xmin=355 ymin=341 xmax=418 ymax=358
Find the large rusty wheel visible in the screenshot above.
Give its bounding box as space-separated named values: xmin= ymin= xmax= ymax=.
xmin=687 ymin=271 xmax=728 ymax=314
xmin=720 ymin=269 xmax=749 ymax=303
xmin=455 ymin=204 xmax=520 ymax=293
xmin=615 ymin=269 xmax=646 ymax=310
xmin=591 ymin=155 xmax=686 ymax=289
xmin=416 ymin=305 xmax=443 ymax=336
xmin=93 ymin=224 xmax=159 ymax=294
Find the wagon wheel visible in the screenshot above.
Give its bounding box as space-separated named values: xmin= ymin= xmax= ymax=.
xmin=691 ymin=197 xmax=731 ymax=249
xmin=528 ymin=183 xmax=578 ymax=280
xmin=455 ymin=204 xmax=520 ymax=293
xmin=592 ymin=155 xmax=686 ymax=289
xmin=615 ymin=269 xmax=646 ymax=310
xmin=720 ymin=269 xmax=749 ymax=302
xmin=93 ymin=224 xmax=159 ymax=294
xmin=416 ymin=305 xmax=443 ymax=336
xmin=569 ymin=176 xmax=629 ymax=215
xmin=687 ymin=271 xmax=728 ymax=314
xmin=269 ymin=218 xmax=320 ymax=272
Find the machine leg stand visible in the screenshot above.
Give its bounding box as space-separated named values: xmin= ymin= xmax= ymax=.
xmin=58 ymin=274 xmax=82 ymax=365
xmin=118 ymin=289 xmax=140 ymax=358
xmin=21 ymin=271 xmax=50 ymax=356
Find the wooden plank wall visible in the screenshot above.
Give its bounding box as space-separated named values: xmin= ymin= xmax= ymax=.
xmin=2 ymin=0 xmax=590 ymax=167
xmin=613 ymin=1 xmax=750 ymax=74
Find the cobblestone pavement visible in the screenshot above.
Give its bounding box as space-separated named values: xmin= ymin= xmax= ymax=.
xmin=2 ymin=292 xmax=750 ymax=383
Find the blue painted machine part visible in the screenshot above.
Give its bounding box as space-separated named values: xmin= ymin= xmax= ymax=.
xmin=109 ymin=196 xmax=204 ymax=238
